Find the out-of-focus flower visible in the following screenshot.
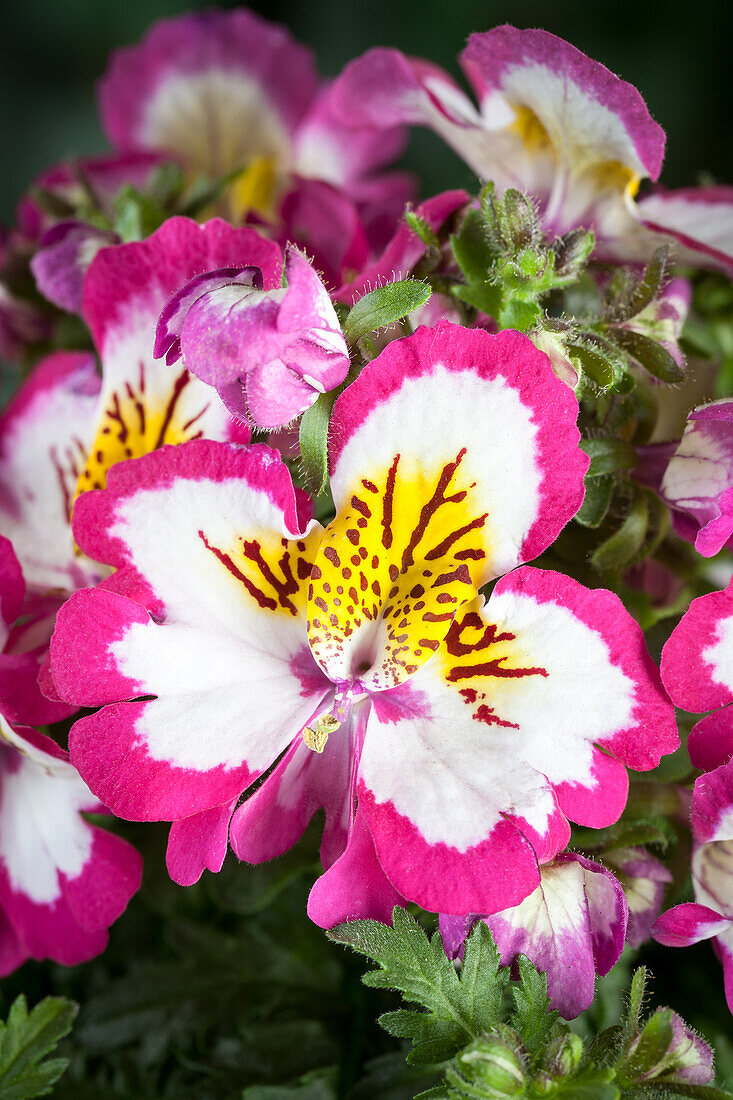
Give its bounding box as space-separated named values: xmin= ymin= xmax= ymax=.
xmin=605 ymin=846 xmax=672 ymax=947
xmin=98 ymin=10 xmax=412 ymax=277
xmin=332 ymin=26 xmax=733 ymax=272
xmin=441 ymin=852 xmax=628 ymax=1019
xmin=156 ymin=244 xmax=350 ymax=429
xmin=30 ymin=221 xmax=117 ymax=315
xmin=52 ymin=323 xmax=676 ymax=923
xmin=334 ymin=190 xmax=469 ymax=307
xmin=0 ymin=536 xmax=141 ymax=972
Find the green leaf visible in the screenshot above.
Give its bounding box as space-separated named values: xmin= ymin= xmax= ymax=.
xmin=343 ymin=280 xmax=431 ymax=344
xmin=620 ymin=967 xmax=649 ymax=1047
xmin=575 ymin=475 xmax=614 ymax=528
xmin=0 ymin=995 xmax=77 ymax=1099
xmin=497 ymin=298 xmax=541 ymax=332
xmin=581 ymin=439 xmax=637 ymax=478
xmin=329 ymin=909 xmax=505 ymax=1066
xmin=450 ymin=208 xmax=495 ymax=283
xmin=240 ymin=1065 xmax=338 ymax=1098
xmin=299 ymin=391 xmax=337 ymax=496
xmin=177 ymin=165 xmax=244 ymax=217
xmin=551 ymin=1067 xmax=619 ymax=1099
xmin=112 ymin=185 xmax=167 ymax=242
xmin=611 ymin=328 xmax=685 ymax=384
xmin=510 ymin=956 xmax=559 ymax=1058
xmin=567 ymin=343 xmax=618 ymax=389
xmin=405 ymin=211 xmax=441 ymax=252
xmin=591 ymin=494 xmax=649 ymax=571
xmin=451 ymin=281 xmax=503 ymax=317
xmin=621 ymin=1010 xmax=675 ymax=1082
xmin=623 ymin=247 xmax=669 ymax=320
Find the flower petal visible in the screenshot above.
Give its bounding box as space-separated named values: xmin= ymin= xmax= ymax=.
xmin=0 ymin=721 xmax=141 ymax=965
xmin=327 ymin=323 xmax=587 ymax=590
xmin=689 ymin=708 xmax=733 ymax=772
xmin=306 ymin=804 xmax=405 ymax=928
xmin=484 ymin=853 xmax=626 ymax=1018
xmin=692 ymin=763 xmax=733 ymax=844
xmin=53 ymin=440 xmax=325 ymax=823
xmin=166 ymin=800 xmax=237 ymax=886
xmin=637 ymin=187 xmax=733 ymax=275
xmin=462 ymin=26 xmax=665 ymax=184
xmin=661 ymin=579 xmax=733 ymax=712
xmin=652 ymin=902 xmax=732 ymax=947
xmin=0 ymin=352 xmax=101 ymax=591
xmin=99 ymin=10 xmax=317 ymax=177
xmin=78 ymin=217 xmax=281 ymax=495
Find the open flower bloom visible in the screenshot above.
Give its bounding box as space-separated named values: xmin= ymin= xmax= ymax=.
xmin=98 ymin=9 xmax=410 ymax=267
xmin=51 ymin=322 xmax=676 ymax=924
xmin=0 ymin=537 xmax=141 ymax=972
xmin=0 ymin=218 xmax=280 ymax=597
xmin=156 ymin=244 xmax=350 ymax=429
xmin=640 ymin=400 xmax=733 ymax=558
xmin=653 ymin=764 xmax=733 ymax=1014
xmin=661 ymin=574 xmax=733 ymax=770
xmin=441 ymin=852 xmax=627 ymax=1019
xmin=331 ymin=26 xmax=733 ymax=271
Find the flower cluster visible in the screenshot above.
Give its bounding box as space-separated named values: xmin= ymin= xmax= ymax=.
xmin=2 ymin=8 xmax=733 ymax=1050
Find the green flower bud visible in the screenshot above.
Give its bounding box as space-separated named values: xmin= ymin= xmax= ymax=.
xmin=544 ymin=1031 xmax=583 ymax=1077
xmin=454 ymin=1035 xmax=526 ymax=1096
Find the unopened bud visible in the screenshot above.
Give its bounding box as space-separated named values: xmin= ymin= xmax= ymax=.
xmin=454 ymin=1036 xmax=526 ymax=1096
xmin=552 ymin=227 xmax=595 ymax=279
xmin=500 ymin=189 xmax=540 ymax=250
xmin=544 ymin=1031 xmax=583 ymax=1077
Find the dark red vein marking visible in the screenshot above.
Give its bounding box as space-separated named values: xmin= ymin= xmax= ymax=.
xmin=381 ymin=454 xmax=400 ymax=550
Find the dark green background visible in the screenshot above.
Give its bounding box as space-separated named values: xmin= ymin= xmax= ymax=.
xmin=1 ymin=0 xmax=731 ymax=224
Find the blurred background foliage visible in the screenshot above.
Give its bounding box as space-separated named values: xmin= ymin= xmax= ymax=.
xmin=1 ymin=0 xmax=732 ymax=223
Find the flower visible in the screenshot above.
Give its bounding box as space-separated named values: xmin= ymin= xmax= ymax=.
xmin=0 ymin=536 xmax=141 ymax=971
xmin=653 ymin=763 xmax=733 ymax=1014
xmin=660 ymin=573 xmax=733 ymax=769
xmin=156 ymin=244 xmax=350 ymax=429
xmin=51 ymin=322 xmax=676 ymax=923
xmin=441 ymin=853 xmax=628 ymax=1019
xmin=654 ymin=577 xmax=733 ymax=1010
xmin=0 ymin=218 xmax=280 ymax=596
xmin=98 ymin=10 xmax=411 ymax=279
xmin=639 ymin=399 xmax=733 ymax=558
xmin=331 ymin=26 xmax=733 ymax=272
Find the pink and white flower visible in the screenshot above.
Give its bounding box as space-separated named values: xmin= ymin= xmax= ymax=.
xmin=156 ymin=244 xmax=350 ymax=429
xmin=653 ymin=763 xmax=733 ymax=1013
xmin=97 ymin=10 xmax=410 ymax=273
xmin=440 ymin=852 xmax=628 ymax=1019
xmin=661 ymin=573 xmax=733 ymax=771
xmin=331 ymin=26 xmax=733 ymax=271
xmin=640 ymin=400 xmax=733 ymax=558
xmin=1 ymin=218 xmax=281 ymax=596
xmin=0 ymin=536 xmax=141 ymax=972
xmin=51 ymin=322 xmax=676 ymax=922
